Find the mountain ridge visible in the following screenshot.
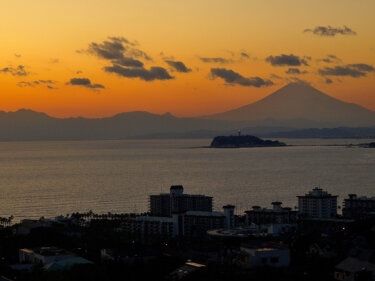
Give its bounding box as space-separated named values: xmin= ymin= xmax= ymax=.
xmin=204 ymin=82 xmax=375 ymax=127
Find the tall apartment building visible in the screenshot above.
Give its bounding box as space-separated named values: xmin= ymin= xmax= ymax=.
xmin=342 ymin=194 xmax=375 ymax=218
xmin=245 ymin=202 xmax=298 ymax=225
xmin=121 ymin=207 xmax=231 ymax=238
xmin=297 ymin=187 xmax=337 ymax=218
xmin=149 ymin=185 xmax=213 ymax=217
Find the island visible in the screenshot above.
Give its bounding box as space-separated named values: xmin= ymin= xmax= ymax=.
xmin=358 ymin=142 xmax=375 ymax=148
xmin=210 ymin=135 xmax=286 ymax=148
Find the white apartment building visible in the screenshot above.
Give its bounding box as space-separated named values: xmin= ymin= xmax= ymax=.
xmin=298 ymin=187 xmax=337 ymax=218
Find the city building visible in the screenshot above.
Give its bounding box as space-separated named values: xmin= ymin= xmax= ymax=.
xmin=245 ymin=202 xmax=298 ymax=225
xmin=239 ymin=243 xmax=290 ymax=268
xmin=342 ymin=194 xmax=375 ymax=219
xmin=19 ymin=247 xmax=76 ymax=265
xmin=242 ymin=202 xmax=298 ymax=236
xmin=121 ymin=205 xmax=233 ymax=238
xmin=149 ymin=185 xmax=213 ymax=217
xmin=297 ymin=187 xmax=338 ymax=218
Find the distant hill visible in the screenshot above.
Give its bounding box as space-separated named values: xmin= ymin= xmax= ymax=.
xmin=0 ymin=109 xmax=259 ymax=141
xmin=205 ymin=82 xmax=375 ymax=127
xmin=261 ymin=127 xmax=375 ymax=139
xmin=1 ymin=83 xmax=375 ymax=141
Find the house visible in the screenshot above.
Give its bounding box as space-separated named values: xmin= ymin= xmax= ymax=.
xmin=334 ymin=257 xmax=375 ymax=281
xmin=239 ymin=243 xmax=290 ymax=268
xmin=19 ymin=247 xmax=76 ymax=265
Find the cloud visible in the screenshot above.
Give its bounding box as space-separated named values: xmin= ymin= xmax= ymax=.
xmin=104 ymin=65 xmax=173 ymax=81
xmin=318 ymin=63 xmax=375 ymax=78
xmin=81 ymin=36 xmax=148 ymax=67
xmin=67 ymin=78 xmax=105 ymax=89
xmin=285 ymin=68 xmax=308 ymax=75
xmin=325 ymin=78 xmax=333 ymax=84
xmin=318 ymin=54 xmax=342 ymax=64
xmin=304 ymin=25 xmax=356 ymax=37
xmin=0 ymin=65 xmax=28 ymax=76
xmin=270 ymin=74 xmax=283 ymax=79
xmin=81 ymin=37 xmax=174 ymax=82
xmin=17 ymin=80 xmax=57 ymax=89
xmin=113 ymin=57 xmax=143 ymax=67
xmin=210 ymin=68 xmax=273 ymax=87
xmin=200 ymin=57 xmax=232 ymax=64
xmin=266 ymin=54 xmax=309 ymax=66
xmin=14 ymin=53 xmax=21 ymax=58
xmin=49 ymin=58 xmax=60 ymax=64
xmin=164 ymin=60 xmax=192 ymax=73
xmin=17 ymin=81 xmax=34 ymax=87
xmin=240 ymin=52 xmax=250 ymax=59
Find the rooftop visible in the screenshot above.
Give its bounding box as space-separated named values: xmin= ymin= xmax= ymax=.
xmin=21 ymin=247 xmax=73 ymax=257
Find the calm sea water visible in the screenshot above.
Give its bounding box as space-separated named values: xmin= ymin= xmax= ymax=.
xmin=0 ymin=138 xmax=374 ymax=220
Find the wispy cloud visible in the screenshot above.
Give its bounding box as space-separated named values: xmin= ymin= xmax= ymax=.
xmin=17 ymin=80 xmax=57 ymax=89
xmin=318 ymin=64 xmax=375 ymax=78
xmin=0 ymin=65 xmax=29 ymax=76
xmin=304 ymin=25 xmax=356 ymax=37
xmin=200 ymin=57 xmax=232 ymax=64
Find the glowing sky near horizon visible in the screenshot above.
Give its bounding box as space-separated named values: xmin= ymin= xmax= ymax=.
xmin=1 ymin=0 xmax=375 ymax=118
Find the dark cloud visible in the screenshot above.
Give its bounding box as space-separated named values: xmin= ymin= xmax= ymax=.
xmin=240 ymin=52 xmax=250 ymax=59
xmin=81 ymin=36 xmax=148 ymax=67
xmin=304 ymin=25 xmax=356 ymax=37
xmin=113 ymin=57 xmax=143 ymax=67
xmin=0 ymin=65 xmax=28 ymax=76
xmin=285 ymin=68 xmax=308 ymax=75
xmin=67 ymin=78 xmax=105 ymax=89
xmin=47 ymin=85 xmax=58 ymax=90
xmin=270 ymin=74 xmax=283 ymax=79
xmin=104 ymin=65 xmax=173 ymax=81
xmin=325 ymin=78 xmax=333 ymax=84
xmin=17 ymin=81 xmax=34 ymax=87
xmin=17 ymin=80 xmax=57 ymax=88
xmin=164 ymin=60 xmax=192 ymax=73
xmin=200 ymin=57 xmax=232 ymax=64
xmin=266 ymin=54 xmax=309 ymax=66
xmin=318 ymin=63 xmax=375 ymax=78
xmin=210 ymin=68 xmax=273 ymax=87
xmin=81 ymin=37 xmax=174 ymax=82
xmin=318 ymin=54 xmax=342 ymax=64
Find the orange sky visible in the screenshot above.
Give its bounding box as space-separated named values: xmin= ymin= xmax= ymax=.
xmin=1 ymin=0 xmax=375 ymax=118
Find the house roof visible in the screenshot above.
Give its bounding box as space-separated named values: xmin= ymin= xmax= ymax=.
xmin=44 ymin=257 xmax=93 ymax=271
xmin=336 ymin=257 xmax=375 ymax=273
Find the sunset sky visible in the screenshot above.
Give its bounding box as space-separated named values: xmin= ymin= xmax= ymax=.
xmin=1 ymin=0 xmax=375 ymax=118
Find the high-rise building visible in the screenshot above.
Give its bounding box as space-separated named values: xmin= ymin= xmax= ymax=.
xmin=297 ymin=187 xmax=337 ymax=218
xmin=149 ymin=185 xmax=213 ymax=217
xmin=245 ymin=202 xmax=298 ymax=225
xmin=342 ymin=194 xmax=375 ymax=218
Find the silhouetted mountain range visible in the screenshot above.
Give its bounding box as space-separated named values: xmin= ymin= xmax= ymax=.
xmin=1 ymin=83 xmax=375 ymax=140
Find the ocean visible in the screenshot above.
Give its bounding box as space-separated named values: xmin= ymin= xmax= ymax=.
xmin=0 ymin=138 xmax=374 ymax=220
